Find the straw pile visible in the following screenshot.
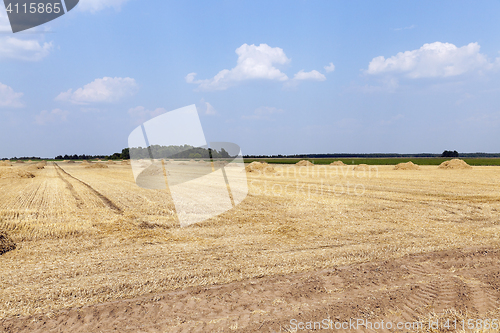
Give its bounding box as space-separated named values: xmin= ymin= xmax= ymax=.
xmin=394 ymin=161 xmax=420 ymax=170
xmin=0 ymin=169 xmax=35 ymax=179
xmin=0 ymin=161 xmax=11 ymax=167
xmin=85 ymin=163 xmax=108 ymax=169
xmin=67 ymin=160 xmax=75 ymax=164
xmin=296 ymin=160 xmax=314 ymax=167
xmin=245 ymin=161 xmax=275 ymax=173
xmin=0 ymin=231 xmax=16 ymax=255
xmin=107 ymin=160 xmax=116 ymax=165
xmin=15 ymin=160 xmax=24 ymax=164
xmin=438 ymin=159 xmax=472 ymax=170
xmin=330 ymin=161 xmax=346 ymax=166
xmin=353 ymin=164 xmax=370 ymax=171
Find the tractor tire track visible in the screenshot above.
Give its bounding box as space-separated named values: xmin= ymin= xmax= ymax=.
xmin=54 ymin=163 xmax=122 ymax=214
xmin=2 ymin=247 xmax=500 ymax=333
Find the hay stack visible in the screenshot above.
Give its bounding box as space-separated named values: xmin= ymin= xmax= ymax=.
xmin=107 ymin=160 xmax=116 ymax=165
xmin=15 ymin=160 xmax=24 ymax=164
xmin=0 ymin=231 xmax=16 ymax=255
xmin=34 ymin=162 xmax=46 ymax=169
xmin=121 ymin=160 xmax=130 ymax=165
xmin=67 ymin=160 xmax=75 ymax=164
xmin=0 ymin=169 xmax=35 ymax=179
xmin=189 ymin=159 xmax=196 ymax=163
xmin=0 ymin=161 xmax=11 ymax=167
xmin=296 ymin=160 xmax=314 ymax=167
xmin=394 ymin=161 xmax=420 ymax=170
xmin=438 ymin=159 xmax=472 ymax=169
xmin=85 ymin=163 xmax=108 ymax=169
xmin=330 ymin=161 xmax=346 ymax=166
xmin=245 ymin=161 xmax=275 ymax=173
xmin=353 ymin=164 xmax=371 ymax=171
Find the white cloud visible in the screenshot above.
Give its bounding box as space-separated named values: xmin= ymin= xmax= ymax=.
xmin=78 ymin=0 xmax=130 ymax=12
xmin=56 ymin=77 xmax=138 ymax=104
xmin=293 ymin=69 xmax=326 ymax=81
xmin=0 ymin=37 xmax=53 ymax=61
xmin=196 ymin=99 xmax=217 ymax=115
xmin=242 ymin=106 xmax=284 ymax=120
xmin=35 ymin=108 xmax=68 ymax=125
xmin=0 ymin=9 xmax=53 ymax=61
xmin=186 ymin=43 xmax=290 ymax=91
xmin=128 ymin=106 xmax=166 ymax=123
xmin=367 ymin=42 xmax=495 ymax=78
xmin=0 ymin=83 xmax=23 ymax=107
xmin=324 ymin=62 xmax=335 ymax=73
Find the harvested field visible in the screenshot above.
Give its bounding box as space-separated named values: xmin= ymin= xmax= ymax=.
xmin=439 ymin=158 xmax=472 ymax=169
xmin=1 ymin=163 xmax=500 ymax=331
xmin=394 ymin=161 xmax=420 ymax=170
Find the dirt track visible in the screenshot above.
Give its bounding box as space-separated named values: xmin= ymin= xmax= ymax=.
xmin=2 ymin=247 xmax=499 ymax=332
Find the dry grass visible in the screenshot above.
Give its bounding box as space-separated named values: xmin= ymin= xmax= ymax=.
xmin=0 ymin=163 xmax=500 ymax=319
xmin=0 ymin=231 xmax=16 ymax=255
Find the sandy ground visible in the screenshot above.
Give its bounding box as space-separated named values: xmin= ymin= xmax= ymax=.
xmin=2 ymin=247 xmax=500 ymax=332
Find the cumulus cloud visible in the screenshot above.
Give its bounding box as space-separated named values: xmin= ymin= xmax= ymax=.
xmin=242 ymin=106 xmax=284 ymax=120
xmin=78 ymin=0 xmax=130 ymax=12
xmin=35 ymin=108 xmax=68 ymax=125
xmin=196 ymin=99 xmax=217 ymax=115
xmin=293 ymin=69 xmax=326 ymax=81
xmin=128 ymin=106 xmax=166 ymax=118
xmin=186 ymin=43 xmax=331 ymax=91
xmin=186 ymin=43 xmax=291 ymax=91
xmin=367 ymin=42 xmax=495 ymax=78
xmin=0 ymin=37 xmax=53 ymax=61
xmin=0 ymin=83 xmax=24 ymax=107
xmin=56 ymin=77 xmax=138 ymax=104
xmin=324 ymin=62 xmax=335 ymax=73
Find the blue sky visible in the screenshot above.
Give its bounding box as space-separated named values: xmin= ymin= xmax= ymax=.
xmin=1 ymin=0 xmax=500 ymax=157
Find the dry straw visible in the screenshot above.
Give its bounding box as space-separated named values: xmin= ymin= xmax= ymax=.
xmin=438 ymin=159 xmax=472 ymax=169
xmin=0 ymin=231 xmax=16 ymax=255
xmin=296 ymin=160 xmax=314 ymax=167
xmin=85 ymin=163 xmax=108 ymax=169
xmin=394 ymin=161 xmax=420 ymax=170
xmin=245 ymin=161 xmax=275 ymax=173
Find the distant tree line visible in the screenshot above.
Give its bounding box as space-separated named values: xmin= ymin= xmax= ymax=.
xmin=441 ymin=150 xmax=459 ymax=157
xmin=1 ymin=156 xmax=42 ymax=161
xmin=129 ymin=145 xmax=230 ymax=160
